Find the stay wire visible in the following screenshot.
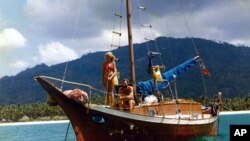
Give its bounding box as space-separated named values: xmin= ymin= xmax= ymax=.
xmin=64 ymin=121 xmax=71 ymax=141
xmin=177 ymin=0 xmax=209 ymax=99
xmin=61 ymin=0 xmax=83 ymax=91
xmin=137 ymin=0 xmax=164 ymax=68
xmin=62 ymin=1 xmax=84 ymax=141
xmin=119 ymin=0 xmax=123 ymax=48
xmin=110 ymin=0 xmax=123 ymax=51
xmin=111 ymin=11 xmax=117 ymax=50
xmin=150 ymin=25 xmax=165 ymax=69
xmin=137 ymin=0 xmax=150 ymax=52
xmin=147 ymin=0 xmax=162 ymax=61
xmin=176 ymin=0 xmax=199 ymax=57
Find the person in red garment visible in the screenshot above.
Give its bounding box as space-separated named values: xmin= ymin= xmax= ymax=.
xmin=102 ymin=52 xmax=118 ymax=106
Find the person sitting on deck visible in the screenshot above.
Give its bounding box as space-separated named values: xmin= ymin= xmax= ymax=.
xmin=118 ymin=78 xmax=135 ymax=112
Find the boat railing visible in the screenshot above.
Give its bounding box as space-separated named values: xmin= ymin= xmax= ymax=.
xmin=38 ymin=75 xmax=93 ymax=89
xmin=37 ymin=75 xmax=107 ymax=104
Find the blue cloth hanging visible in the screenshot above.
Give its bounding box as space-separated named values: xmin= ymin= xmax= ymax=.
xmin=136 ymin=56 xmax=200 ymax=99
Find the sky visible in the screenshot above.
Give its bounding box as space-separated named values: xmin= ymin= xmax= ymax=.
xmin=0 ymin=0 xmax=249 ymax=78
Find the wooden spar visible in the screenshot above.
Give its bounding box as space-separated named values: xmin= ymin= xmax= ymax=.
xmin=126 ymin=0 xmax=136 ymax=94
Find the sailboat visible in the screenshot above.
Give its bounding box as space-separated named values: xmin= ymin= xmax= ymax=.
xmin=35 ymin=0 xmax=219 ymax=141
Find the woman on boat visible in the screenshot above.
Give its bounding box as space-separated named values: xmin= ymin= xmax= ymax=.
xmin=102 ymin=51 xmax=118 ymax=106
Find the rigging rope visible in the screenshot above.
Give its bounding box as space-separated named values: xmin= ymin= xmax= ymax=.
xmin=137 ymin=0 xmax=164 ymax=67
xmin=40 ymin=75 xmax=107 ymax=95
xmin=61 ymin=0 xmax=84 ymax=140
xmin=61 ymin=0 xmax=83 ymax=91
xmin=137 ymin=0 xmax=150 ymax=52
xmin=110 ymin=0 xmax=123 ymax=50
xmin=119 ymin=0 xmax=123 ymax=48
xmin=64 ymin=120 xmax=71 ymax=141
xmin=176 ymin=0 xmax=199 ymax=56
xmin=176 ymin=0 xmax=210 ymax=99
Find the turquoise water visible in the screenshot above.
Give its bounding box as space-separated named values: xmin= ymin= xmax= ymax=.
xmin=192 ymin=113 xmax=250 ymax=141
xmin=0 ymin=122 xmax=76 ymax=141
xmin=0 ymin=113 xmax=249 ymax=141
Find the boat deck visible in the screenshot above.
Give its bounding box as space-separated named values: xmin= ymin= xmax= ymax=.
xmin=102 ymin=99 xmax=214 ymax=120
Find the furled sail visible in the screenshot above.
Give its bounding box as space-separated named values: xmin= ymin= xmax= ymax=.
xmin=137 ymin=56 xmax=200 ymax=98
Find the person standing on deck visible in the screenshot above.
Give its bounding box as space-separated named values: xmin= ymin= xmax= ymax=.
xmin=102 ymin=52 xmax=118 ymax=106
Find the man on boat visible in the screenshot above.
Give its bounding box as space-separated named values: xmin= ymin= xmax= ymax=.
xmin=118 ymin=78 xmax=134 ymax=112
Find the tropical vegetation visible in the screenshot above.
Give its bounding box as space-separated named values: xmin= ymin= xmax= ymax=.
xmin=0 ymin=94 xmax=249 ymax=122
xmin=0 ymin=103 xmax=65 ymax=122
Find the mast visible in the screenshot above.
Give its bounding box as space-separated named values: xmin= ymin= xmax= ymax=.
xmin=126 ymin=0 xmax=136 ymax=93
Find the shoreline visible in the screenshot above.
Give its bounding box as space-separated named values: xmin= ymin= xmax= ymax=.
xmin=0 ymin=120 xmax=69 ymax=127
xmin=1 ymin=110 xmax=249 ymax=126
xmin=219 ymin=110 xmax=250 ymax=115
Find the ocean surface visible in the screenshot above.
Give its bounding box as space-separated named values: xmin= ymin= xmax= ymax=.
xmin=0 ymin=112 xmax=249 ymax=141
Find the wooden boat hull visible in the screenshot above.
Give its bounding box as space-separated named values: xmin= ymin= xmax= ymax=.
xmin=35 ymin=76 xmax=217 ymax=141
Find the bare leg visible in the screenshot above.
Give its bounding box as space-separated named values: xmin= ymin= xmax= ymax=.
xmin=108 ymin=93 xmax=113 ymax=106
xmin=110 ymin=93 xmax=114 ymax=106
xmin=118 ymin=100 xmax=123 ymax=111
xmin=129 ymin=100 xmax=134 ymax=112
xmin=104 ymin=81 xmax=109 ymax=105
xmin=107 ymin=80 xmax=114 ymax=106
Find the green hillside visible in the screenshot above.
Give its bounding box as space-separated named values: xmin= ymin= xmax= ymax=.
xmin=0 ymin=37 xmax=250 ymax=105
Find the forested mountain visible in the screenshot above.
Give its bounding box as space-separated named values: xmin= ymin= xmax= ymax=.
xmin=0 ymin=37 xmax=250 ymax=105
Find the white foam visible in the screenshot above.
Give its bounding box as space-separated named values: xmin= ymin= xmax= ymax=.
xmin=219 ymin=110 xmax=250 ymax=115
xmin=0 ymin=120 xmax=69 ymax=127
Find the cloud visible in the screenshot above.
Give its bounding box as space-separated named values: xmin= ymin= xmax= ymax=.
xmin=0 ymin=28 xmax=27 ymax=48
xmin=24 ymin=0 xmax=125 ymax=39
xmin=32 ymin=56 xmax=39 ymax=62
xmin=9 ymin=60 xmax=29 ymax=69
xmin=39 ymin=42 xmax=78 ymax=65
xmin=147 ymin=0 xmax=250 ymax=46
xmin=23 ymin=0 xmax=250 ymax=47
xmin=24 ymin=0 xmax=101 ymax=39
xmin=68 ymin=27 xmax=161 ymax=55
